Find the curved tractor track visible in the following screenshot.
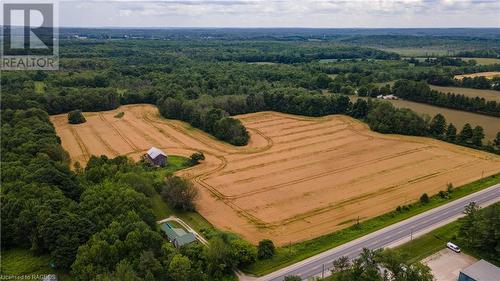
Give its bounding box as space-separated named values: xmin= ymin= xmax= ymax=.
xmin=50 ymin=104 xmax=500 ymax=245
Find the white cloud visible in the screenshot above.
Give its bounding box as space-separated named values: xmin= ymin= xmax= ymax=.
xmin=55 ymin=0 xmax=500 ymax=27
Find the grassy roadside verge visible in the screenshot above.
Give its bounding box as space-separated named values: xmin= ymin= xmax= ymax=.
xmin=243 ymin=174 xmax=500 ymax=276
xmin=395 ymin=220 xmax=461 ymax=263
xmin=395 ymin=202 xmax=500 ymax=267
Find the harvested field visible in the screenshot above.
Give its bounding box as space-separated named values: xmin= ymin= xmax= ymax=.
xmin=50 ymin=104 xmax=500 ymax=245
xmin=382 ymin=47 xmax=450 ymax=57
xmin=459 ymin=57 xmax=500 ymax=65
xmin=430 ymin=85 xmax=500 ymax=103
xmin=454 ymin=71 xmax=500 ymax=80
xmin=349 ymin=96 xmax=500 ymax=141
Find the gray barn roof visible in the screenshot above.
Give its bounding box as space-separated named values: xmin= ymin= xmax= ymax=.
xmin=461 ymin=260 xmax=500 ymax=281
xmin=160 ymin=223 xmax=196 ymax=247
xmin=147 ymin=147 xmax=167 ymax=159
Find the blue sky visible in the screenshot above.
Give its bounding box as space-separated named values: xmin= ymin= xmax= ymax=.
xmin=52 ymin=0 xmax=500 ymax=27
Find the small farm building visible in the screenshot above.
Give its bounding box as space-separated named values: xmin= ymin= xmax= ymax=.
xmin=160 ymin=222 xmax=196 ymax=248
xmin=146 ymin=147 xmax=167 ymax=167
xmin=458 ymin=260 xmax=500 ymax=281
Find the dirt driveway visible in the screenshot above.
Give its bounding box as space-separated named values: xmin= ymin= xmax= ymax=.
xmin=423 ymin=248 xmax=477 ymax=281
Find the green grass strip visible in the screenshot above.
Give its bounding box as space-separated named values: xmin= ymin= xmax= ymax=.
xmin=396 ymin=221 xmax=461 ymax=263
xmin=395 ymin=202 xmax=500 ymax=267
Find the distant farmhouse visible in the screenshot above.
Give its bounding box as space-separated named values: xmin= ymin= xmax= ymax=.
xmin=160 ymin=222 xmax=196 ymax=248
xmin=145 ymin=147 xmax=168 ymax=167
xmin=459 ymin=259 xmax=500 ymax=281
xmin=376 ymin=94 xmax=399 ymax=100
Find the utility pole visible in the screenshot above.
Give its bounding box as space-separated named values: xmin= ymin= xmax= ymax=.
xmin=409 ymin=228 xmax=413 ymax=254
xmin=322 ymin=264 xmax=325 ymax=278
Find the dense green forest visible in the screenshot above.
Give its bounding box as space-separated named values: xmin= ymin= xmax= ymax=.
xmin=0 ymin=107 xmax=260 ymax=280
xmin=2 ymin=29 xmax=500 ymax=280
xmin=2 ymin=37 xmax=499 ymax=148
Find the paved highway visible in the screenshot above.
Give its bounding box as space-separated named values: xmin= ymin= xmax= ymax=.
xmin=260 ymin=183 xmax=500 ymax=281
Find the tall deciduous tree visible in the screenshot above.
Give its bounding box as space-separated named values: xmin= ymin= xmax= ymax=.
xmin=68 ymin=109 xmax=86 ymax=124
xmin=161 ymin=176 xmax=198 ymax=211
xmin=330 ymin=248 xmax=433 ymax=281
xmin=168 ymin=254 xmax=192 ymax=281
xmin=257 ymin=239 xmax=275 ymax=259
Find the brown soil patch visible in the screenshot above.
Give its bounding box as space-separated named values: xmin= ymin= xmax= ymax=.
xmin=50 ymin=104 xmax=500 ymax=245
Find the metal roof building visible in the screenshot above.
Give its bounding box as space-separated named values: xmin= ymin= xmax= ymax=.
xmin=160 ymin=222 xmax=196 ymax=248
xmin=458 ymin=260 xmax=500 ymax=281
xmin=145 ymin=147 xmax=167 ymax=167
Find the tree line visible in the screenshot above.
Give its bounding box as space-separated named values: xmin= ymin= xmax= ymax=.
xmin=392 ymin=80 xmax=500 ymax=117
xmin=456 ymin=49 xmax=500 ymax=58
xmin=155 ymin=88 xmax=499 ymax=153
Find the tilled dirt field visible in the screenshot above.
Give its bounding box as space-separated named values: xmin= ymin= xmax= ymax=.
xmin=50 ymin=104 xmax=500 ymax=245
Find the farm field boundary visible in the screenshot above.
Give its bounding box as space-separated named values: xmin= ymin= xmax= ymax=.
xmin=244 ymin=174 xmax=500 ymax=276
xmin=50 ymin=104 xmax=500 ymax=250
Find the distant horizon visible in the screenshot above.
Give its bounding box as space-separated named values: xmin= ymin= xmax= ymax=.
xmin=3 ymin=1 xmax=498 ymax=28
xmin=48 ymin=26 xmax=500 ymax=30
xmin=53 ymin=0 xmax=499 ymax=29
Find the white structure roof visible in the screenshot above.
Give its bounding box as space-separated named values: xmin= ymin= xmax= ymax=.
xmin=147 ymin=147 xmax=167 ymax=159
xmin=461 ymin=260 xmax=500 ymax=281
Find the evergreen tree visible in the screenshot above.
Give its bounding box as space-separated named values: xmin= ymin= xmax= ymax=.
xmin=493 ymin=132 xmax=500 ymax=150
xmin=429 ymin=114 xmax=446 ymax=137
xmin=458 ymin=123 xmax=473 ymax=144
xmin=460 ymin=202 xmax=482 ymax=248
xmin=471 ymin=126 xmax=485 ymax=147
xmin=446 ymin=123 xmax=457 ymax=142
